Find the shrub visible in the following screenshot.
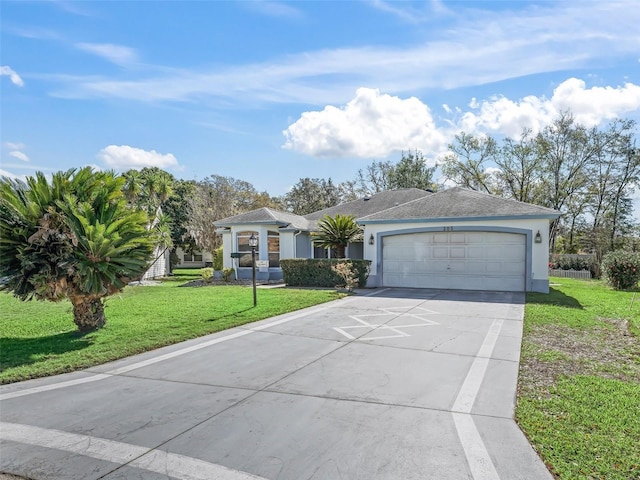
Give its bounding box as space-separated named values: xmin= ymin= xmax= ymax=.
xmin=222 ymin=267 xmax=234 ymax=282
xmin=200 ymin=267 xmax=214 ymax=282
xmin=281 ymin=259 xmax=371 ymax=288
xmin=213 ymin=246 xmax=223 ymax=271
xmin=332 ymin=261 xmax=358 ymax=291
xmin=601 ymin=251 xmax=640 ymax=290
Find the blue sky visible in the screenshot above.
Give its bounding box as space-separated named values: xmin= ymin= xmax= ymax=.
xmin=1 ymin=0 xmax=640 ymax=208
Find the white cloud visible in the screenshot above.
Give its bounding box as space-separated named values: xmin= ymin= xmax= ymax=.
xmin=9 ymin=151 xmax=30 ymax=162
xmin=97 ymin=145 xmax=179 ymax=170
xmin=283 ymin=78 xmax=640 ymax=160
xmin=48 ymin=2 xmax=640 ymax=105
xmin=367 ymin=0 xmax=452 ymax=23
xmin=3 ymin=142 xmax=26 ymax=150
xmin=0 ymin=168 xmax=21 ymax=180
xmin=75 ymin=43 xmax=138 ymax=66
xmin=84 ymin=163 xmax=102 ymax=172
xmin=460 ymin=78 xmax=640 ymax=138
xmin=1 ymin=66 xmax=24 ymax=87
xmin=283 ymin=87 xmax=448 ymax=158
xmin=552 ymin=78 xmax=640 ymax=126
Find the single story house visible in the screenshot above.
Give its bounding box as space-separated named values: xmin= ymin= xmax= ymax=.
xmin=213 ymin=187 xmax=560 ymax=293
xmin=173 ymin=247 xmax=214 ymax=269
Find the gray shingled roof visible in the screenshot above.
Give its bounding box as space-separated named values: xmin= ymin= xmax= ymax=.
xmin=358 ymin=187 xmax=560 ymax=223
xmin=214 ymin=207 xmax=310 ymax=230
xmin=304 ymin=188 xmax=432 ymax=227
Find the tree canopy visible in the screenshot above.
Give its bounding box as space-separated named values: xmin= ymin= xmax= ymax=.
xmin=441 ymin=113 xmax=639 ymax=256
xmin=186 ymin=175 xmax=280 ymax=254
xmin=0 ymin=168 xmax=156 ymax=331
xmin=283 ymin=178 xmax=343 ymax=215
xmin=354 ymin=150 xmax=437 ymax=195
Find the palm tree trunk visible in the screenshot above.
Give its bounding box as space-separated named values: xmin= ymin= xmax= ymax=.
xmin=70 ymin=295 xmax=106 ymax=332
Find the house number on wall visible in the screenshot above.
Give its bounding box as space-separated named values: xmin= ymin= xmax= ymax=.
xmin=443 ymin=226 xmax=454 ymax=232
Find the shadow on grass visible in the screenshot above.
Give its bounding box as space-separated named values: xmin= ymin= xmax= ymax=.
xmin=526 ymin=287 xmax=583 ymax=309
xmin=0 ymin=331 xmax=93 ymax=372
xmin=207 ymin=306 xmax=256 ymax=323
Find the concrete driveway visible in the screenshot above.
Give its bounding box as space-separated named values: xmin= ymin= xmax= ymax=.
xmin=0 ymin=288 xmax=552 ymax=480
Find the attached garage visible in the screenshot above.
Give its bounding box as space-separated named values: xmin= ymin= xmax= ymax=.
xmin=382 ymin=231 xmax=526 ymax=291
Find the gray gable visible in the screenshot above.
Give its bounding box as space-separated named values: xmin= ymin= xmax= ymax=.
xmin=358 ymin=187 xmax=560 ymax=223
xmin=214 ymin=207 xmax=310 ymax=230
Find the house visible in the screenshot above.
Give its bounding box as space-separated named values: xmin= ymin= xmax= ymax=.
xmin=173 ymin=247 xmax=214 ymax=269
xmin=213 ymin=187 xmax=560 ymax=293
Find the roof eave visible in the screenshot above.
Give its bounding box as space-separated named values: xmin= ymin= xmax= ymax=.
xmin=214 ymin=220 xmax=290 ymax=227
xmin=358 ymin=213 xmax=561 ymax=224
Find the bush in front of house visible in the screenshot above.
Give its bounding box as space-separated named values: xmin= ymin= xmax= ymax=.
xmin=222 ymin=267 xmax=234 ymax=282
xmin=200 ymin=267 xmax=214 ymax=282
xmin=601 ymin=251 xmax=640 ymax=290
xmin=213 ymin=246 xmax=223 ymax=271
xmin=332 ymin=261 xmax=359 ymax=291
xmin=281 ymin=259 xmax=371 ymax=288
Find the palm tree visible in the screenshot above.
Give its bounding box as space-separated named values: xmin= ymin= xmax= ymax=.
xmin=312 ymin=214 xmax=362 ymax=258
xmin=122 ymin=170 xmax=142 ymax=205
xmin=0 ymin=168 xmax=156 ymax=332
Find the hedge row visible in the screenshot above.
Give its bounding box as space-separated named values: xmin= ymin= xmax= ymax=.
xmin=280 ymin=259 xmax=371 ymax=288
xmin=549 ymin=254 xmax=597 ymax=274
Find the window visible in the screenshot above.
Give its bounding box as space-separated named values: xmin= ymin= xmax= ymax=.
xmin=237 ymin=231 xmax=258 ymax=267
xmin=183 ymin=252 xmax=204 ymax=262
xmin=313 ymin=245 xmax=328 ymax=259
xmin=313 ymin=245 xmax=338 ymax=259
xmin=268 ymin=230 xmax=280 ymax=267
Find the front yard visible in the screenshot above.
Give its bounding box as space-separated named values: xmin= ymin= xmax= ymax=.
xmin=518 ymin=277 xmax=640 ymax=480
xmin=0 ymin=270 xmax=343 ymax=384
xmin=2 ymin=271 xmax=638 ymax=479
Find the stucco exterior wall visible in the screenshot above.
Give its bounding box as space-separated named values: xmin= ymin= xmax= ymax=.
xmin=219 ymin=224 xmax=283 ymax=281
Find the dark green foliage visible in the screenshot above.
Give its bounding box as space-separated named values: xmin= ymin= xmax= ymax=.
xmin=388 ymin=150 xmax=437 ymax=191
xmin=281 ymin=259 xmax=371 ymax=288
xmin=601 ymin=250 xmax=640 ymax=290
xmin=354 ymin=150 xmax=437 ymax=195
xmin=0 ymin=168 xmax=156 ymax=331
xmin=283 ymin=177 xmax=343 ymax=215
xmin=213 ymin=246 xmax=224 ymax=271
xmin=312 ymin=214 xmax=362 ymax=258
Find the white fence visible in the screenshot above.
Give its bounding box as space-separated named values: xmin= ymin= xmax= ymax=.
xmin=142 ymin=247 xmax=169 ymax=280
xmin=549 ymin=269 xmax=592 ymax=279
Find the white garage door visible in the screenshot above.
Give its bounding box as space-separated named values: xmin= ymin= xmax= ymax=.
xmin=382 ymin=231 xmax=526 ymax=291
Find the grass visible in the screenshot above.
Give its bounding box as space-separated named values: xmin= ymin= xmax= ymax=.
xmin=3 ymin=270 xmax=639 ymax=478
xmin=0 ymin=269 xmax=343 ymax=384
xmin=517 ymin=277 xmax=640 ymax=480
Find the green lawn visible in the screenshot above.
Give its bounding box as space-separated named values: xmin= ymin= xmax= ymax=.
xmin=518 ymin=277 xmax=640 ymax=480
xmin=0 ymin=270 xmax=343 ymax=384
